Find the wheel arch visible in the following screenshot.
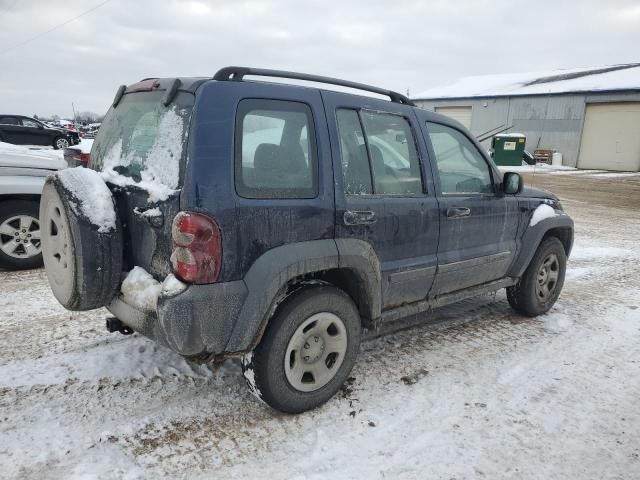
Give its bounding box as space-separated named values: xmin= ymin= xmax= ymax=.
xmin=508 ymin=214 xmax=574 ymax=279
xmin=224 ymin=239 xmax=382 ymax=353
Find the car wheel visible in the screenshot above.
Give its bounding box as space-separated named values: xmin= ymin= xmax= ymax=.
xmin=0 ymin=200 xmax=43 ymax=270
xmin=40 ymin=168 xmax=123 ymax=310
xmin=507 ymin=237 xmax=566 ymax=317
xmin=242 ymin=286 xmax=361 ymax=414
xmin=53 ymin=137 xmax=69 ymax=150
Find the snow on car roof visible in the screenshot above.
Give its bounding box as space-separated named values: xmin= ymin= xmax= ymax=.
xmin=413 ymin=63 xmax=640 ymax=100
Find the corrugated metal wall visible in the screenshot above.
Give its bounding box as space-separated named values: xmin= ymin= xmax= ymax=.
xmin=415 ymin=92 xmax=640 ymax=167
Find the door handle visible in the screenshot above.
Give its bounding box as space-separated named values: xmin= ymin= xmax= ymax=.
xmin=446 ymin=207 xmax=471 ymax=218
xmin=344 ymin=210 xmax=377 ymax=226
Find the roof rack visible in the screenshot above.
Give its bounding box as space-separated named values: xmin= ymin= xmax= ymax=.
xmin=213 ymin=66 xmax=415 ymax=106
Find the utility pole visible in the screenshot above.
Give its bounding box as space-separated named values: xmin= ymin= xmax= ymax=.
xmin=71 ymin=102 xmax=78 ymax=126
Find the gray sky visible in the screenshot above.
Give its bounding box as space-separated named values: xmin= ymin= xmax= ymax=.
xmin=1 ymin=0 xmax=639 ymax=118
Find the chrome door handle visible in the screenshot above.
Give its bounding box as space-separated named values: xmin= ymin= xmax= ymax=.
xmin=344 ymin=210 xmax=377 ymax=225
xmin=446 ymin=207 xmax=471 ymax=218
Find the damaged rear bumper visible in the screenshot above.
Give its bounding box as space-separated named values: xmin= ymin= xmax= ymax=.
xmin=106 ymin=280 xmax=248 ymax=359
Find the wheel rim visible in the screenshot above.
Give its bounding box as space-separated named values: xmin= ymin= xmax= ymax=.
xmin=56 ymin=138 xmax=69 ymax=149
xmin=284 ymin=312 xmax=348 ymax=393
xmin=535 ymin=253 xmax=560 ymax=301
xmin=0 ymin=215 xmax=41 ymax=259
xmin=42 ymin=202 xmax=71 ymax=285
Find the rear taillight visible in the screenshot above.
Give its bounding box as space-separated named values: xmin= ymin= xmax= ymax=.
xmin=170 ymin=211 xmax=221 ymax=284
xmin=73 ymin=153 xmax=91 ymax=164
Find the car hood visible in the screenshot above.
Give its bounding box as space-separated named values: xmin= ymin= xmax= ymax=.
xmin=519 ymin=185 xmax=558 ymax=200
xmin=0 ymin=143 xmax=67 ymax=170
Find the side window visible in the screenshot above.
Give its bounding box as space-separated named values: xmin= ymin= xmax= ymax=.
xmin=21 ymin=118 xmax=39 ymax=128
xmin=426 ymin=122 xmax=494 ymax=194
xmin=360 ymin=111 xmax=423 ymax=195
xmin=235 ymin=99 xmax=317 ymax=199
xmin=336 ymin=109 xmax=424 ymax=195
xmin=336 ymin=109 xmax=371 ymax=195
xmin=0 ymin=116 xmax=20 ymax=125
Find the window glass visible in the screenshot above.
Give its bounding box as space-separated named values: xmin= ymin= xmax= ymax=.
xmin=427 ymin=122 xmax=493 ymax=194
xmin=21 ymin=118 xmax=39 ymax=128
xmin=336 ymin=109 xmax=371 ymax=195
xmin=0 ymin=117 xmax=20 ymax=125
xmin=360 ymin=112 xmax=423 ymax=195
xmin=236 ymin=100 xmax=317 ymax=199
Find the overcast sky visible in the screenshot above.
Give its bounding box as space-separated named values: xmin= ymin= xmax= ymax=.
xmin=1 ymin=0 xmax=639 ymax=118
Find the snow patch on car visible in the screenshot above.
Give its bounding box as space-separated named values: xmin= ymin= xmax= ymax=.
xmin=57 ymin=167 xmax=116 ymax=233
xmin=121 ymin=268 xmax=188 ymax=310
xmin=161 ymin=273 xmax=187 ymax=296
xmin=121 ymin=266 xmax=162 ymax=311
xmin=529 ymin=203 xmax=558 ymax=227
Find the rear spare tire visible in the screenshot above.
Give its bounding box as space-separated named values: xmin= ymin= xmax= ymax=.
xmin=40 ymin=168 xmax=123 ymax=311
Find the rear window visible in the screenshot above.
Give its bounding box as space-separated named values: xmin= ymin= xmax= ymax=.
xmin=91 ymin=91 xmax=193 ymax=197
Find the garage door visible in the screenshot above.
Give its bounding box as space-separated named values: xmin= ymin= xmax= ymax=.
xmin=434 ymin=106 xmax=472 ymax=130
xmin=578 ymin=103 xmax=640 ymax=171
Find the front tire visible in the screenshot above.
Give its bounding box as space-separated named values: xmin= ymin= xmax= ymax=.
xmin=0 ymin=200 xmax=43 ymax=270
xmin=507 ymin=237 xmax=566 ymax=316
xmin=242 ymin=286 xmax=361 ymax=414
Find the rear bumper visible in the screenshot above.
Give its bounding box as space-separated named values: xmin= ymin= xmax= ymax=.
xmin=107 ymin=279 xmax=248 ymax=358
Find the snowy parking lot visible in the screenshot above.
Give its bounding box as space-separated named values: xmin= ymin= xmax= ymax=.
xmin=1 ymin=172 xmax=639 ymax=479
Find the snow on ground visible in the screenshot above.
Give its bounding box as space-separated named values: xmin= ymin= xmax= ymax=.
xmin=1 ymin=176 xmax=639 ymax=479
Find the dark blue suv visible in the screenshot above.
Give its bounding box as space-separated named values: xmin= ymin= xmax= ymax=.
xmin=40 ymin=67 xmax=574 ymax=413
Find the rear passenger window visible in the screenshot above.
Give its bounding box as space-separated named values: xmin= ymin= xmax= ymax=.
xmin=235 ymin=99 xmax=317 ymax=199
xmin=0 ymin=117 xmax=20 ymax=125
xmin=337 ymin=109 xmax=423 ymax=195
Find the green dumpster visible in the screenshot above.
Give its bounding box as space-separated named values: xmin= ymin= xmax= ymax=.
xmin=492 ymin=133 xmax=526 ymax=166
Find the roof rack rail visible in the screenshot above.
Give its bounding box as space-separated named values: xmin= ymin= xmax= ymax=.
xmin=213 ymin=66 xmax=415 ymax=106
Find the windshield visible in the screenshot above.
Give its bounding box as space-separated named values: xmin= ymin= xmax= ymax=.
xmin=90 ymin=90 xmax=193 ymax=198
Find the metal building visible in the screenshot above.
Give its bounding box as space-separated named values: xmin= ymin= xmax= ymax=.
xmin=412 ymin=63 xmax=640 ymax=171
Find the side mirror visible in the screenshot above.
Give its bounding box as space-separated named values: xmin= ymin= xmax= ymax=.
xmin=503 ymin=171 xmax=523 ymax=194
xmin=37 ymin=124 xmax=43 ymax=129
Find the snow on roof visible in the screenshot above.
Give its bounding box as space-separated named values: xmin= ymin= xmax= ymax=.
xmin=413 ymin=63 xmax=640 ymax=100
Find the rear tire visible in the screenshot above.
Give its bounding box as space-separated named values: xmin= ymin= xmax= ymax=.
xmin=53 ymin=137 xmax=69 ymax=150
xmin=242 ymin=286 xmax=361 ymax=414
xmin=507 ymin=237 xmax=566 ymax=316
xmin=0 ymin=200 xmax=43 ymax=270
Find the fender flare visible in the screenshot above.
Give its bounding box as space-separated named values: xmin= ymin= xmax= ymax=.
xmin=224 ymin=238 xmax=381 ymax=353
xmin=508 ymin=213 xmax=574 ymax=278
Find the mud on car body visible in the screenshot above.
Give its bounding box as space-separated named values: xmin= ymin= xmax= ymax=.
xmin=40 ymin=67 xmax=574 ymax=413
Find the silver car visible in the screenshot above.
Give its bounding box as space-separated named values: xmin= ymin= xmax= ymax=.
xmin=0 ymin=143 xmax=66 ymax=269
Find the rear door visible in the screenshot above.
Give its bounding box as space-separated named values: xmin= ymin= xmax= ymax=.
xmin=322 ymin=91 xmax=439 ymax=309
xmin=421 ymin=118 xmax=520 ymax=295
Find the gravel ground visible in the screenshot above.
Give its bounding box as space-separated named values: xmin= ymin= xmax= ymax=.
xmin=1 ymin=172 xmax=639 ymax=479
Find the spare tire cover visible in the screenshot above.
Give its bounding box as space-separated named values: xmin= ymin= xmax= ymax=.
xmin=40 ymin=168 xmax=123 ymax=311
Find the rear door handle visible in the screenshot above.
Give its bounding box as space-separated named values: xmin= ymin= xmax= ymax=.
xmin=446 ymin=207 xmax=471 ymax=218
xmin=344 ymin=210 xmax=377 ymax=226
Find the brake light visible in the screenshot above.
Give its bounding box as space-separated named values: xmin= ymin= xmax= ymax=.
xmin=170 ymin=212 xmax=221 ymax=284
xmin=73 ymin=153 xmax=91 ymax=164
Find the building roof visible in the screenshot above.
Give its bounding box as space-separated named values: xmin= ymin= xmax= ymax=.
xmin=412 ymin=63 xmax=640 ymax=100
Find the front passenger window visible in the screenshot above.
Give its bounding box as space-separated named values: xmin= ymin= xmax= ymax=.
xmin=427 ymin=122 xmax=493 ymax=194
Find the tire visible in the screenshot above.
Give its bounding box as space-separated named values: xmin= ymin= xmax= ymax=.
xmin=242 ymin=286 xmax=361 ymax=414
xmin=40 ymin=169 xmax=123 ymax=310
xmin=0 ymin=200 xmax=43 ymax=270
xmin=53 ymin=136 xmax=69 ymax=150
xmin=507 ymin=237 xmax=566 ymax=317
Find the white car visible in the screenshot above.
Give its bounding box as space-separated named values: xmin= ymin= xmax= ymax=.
xmin=0 ymin=142 xmax=67 ymax=269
